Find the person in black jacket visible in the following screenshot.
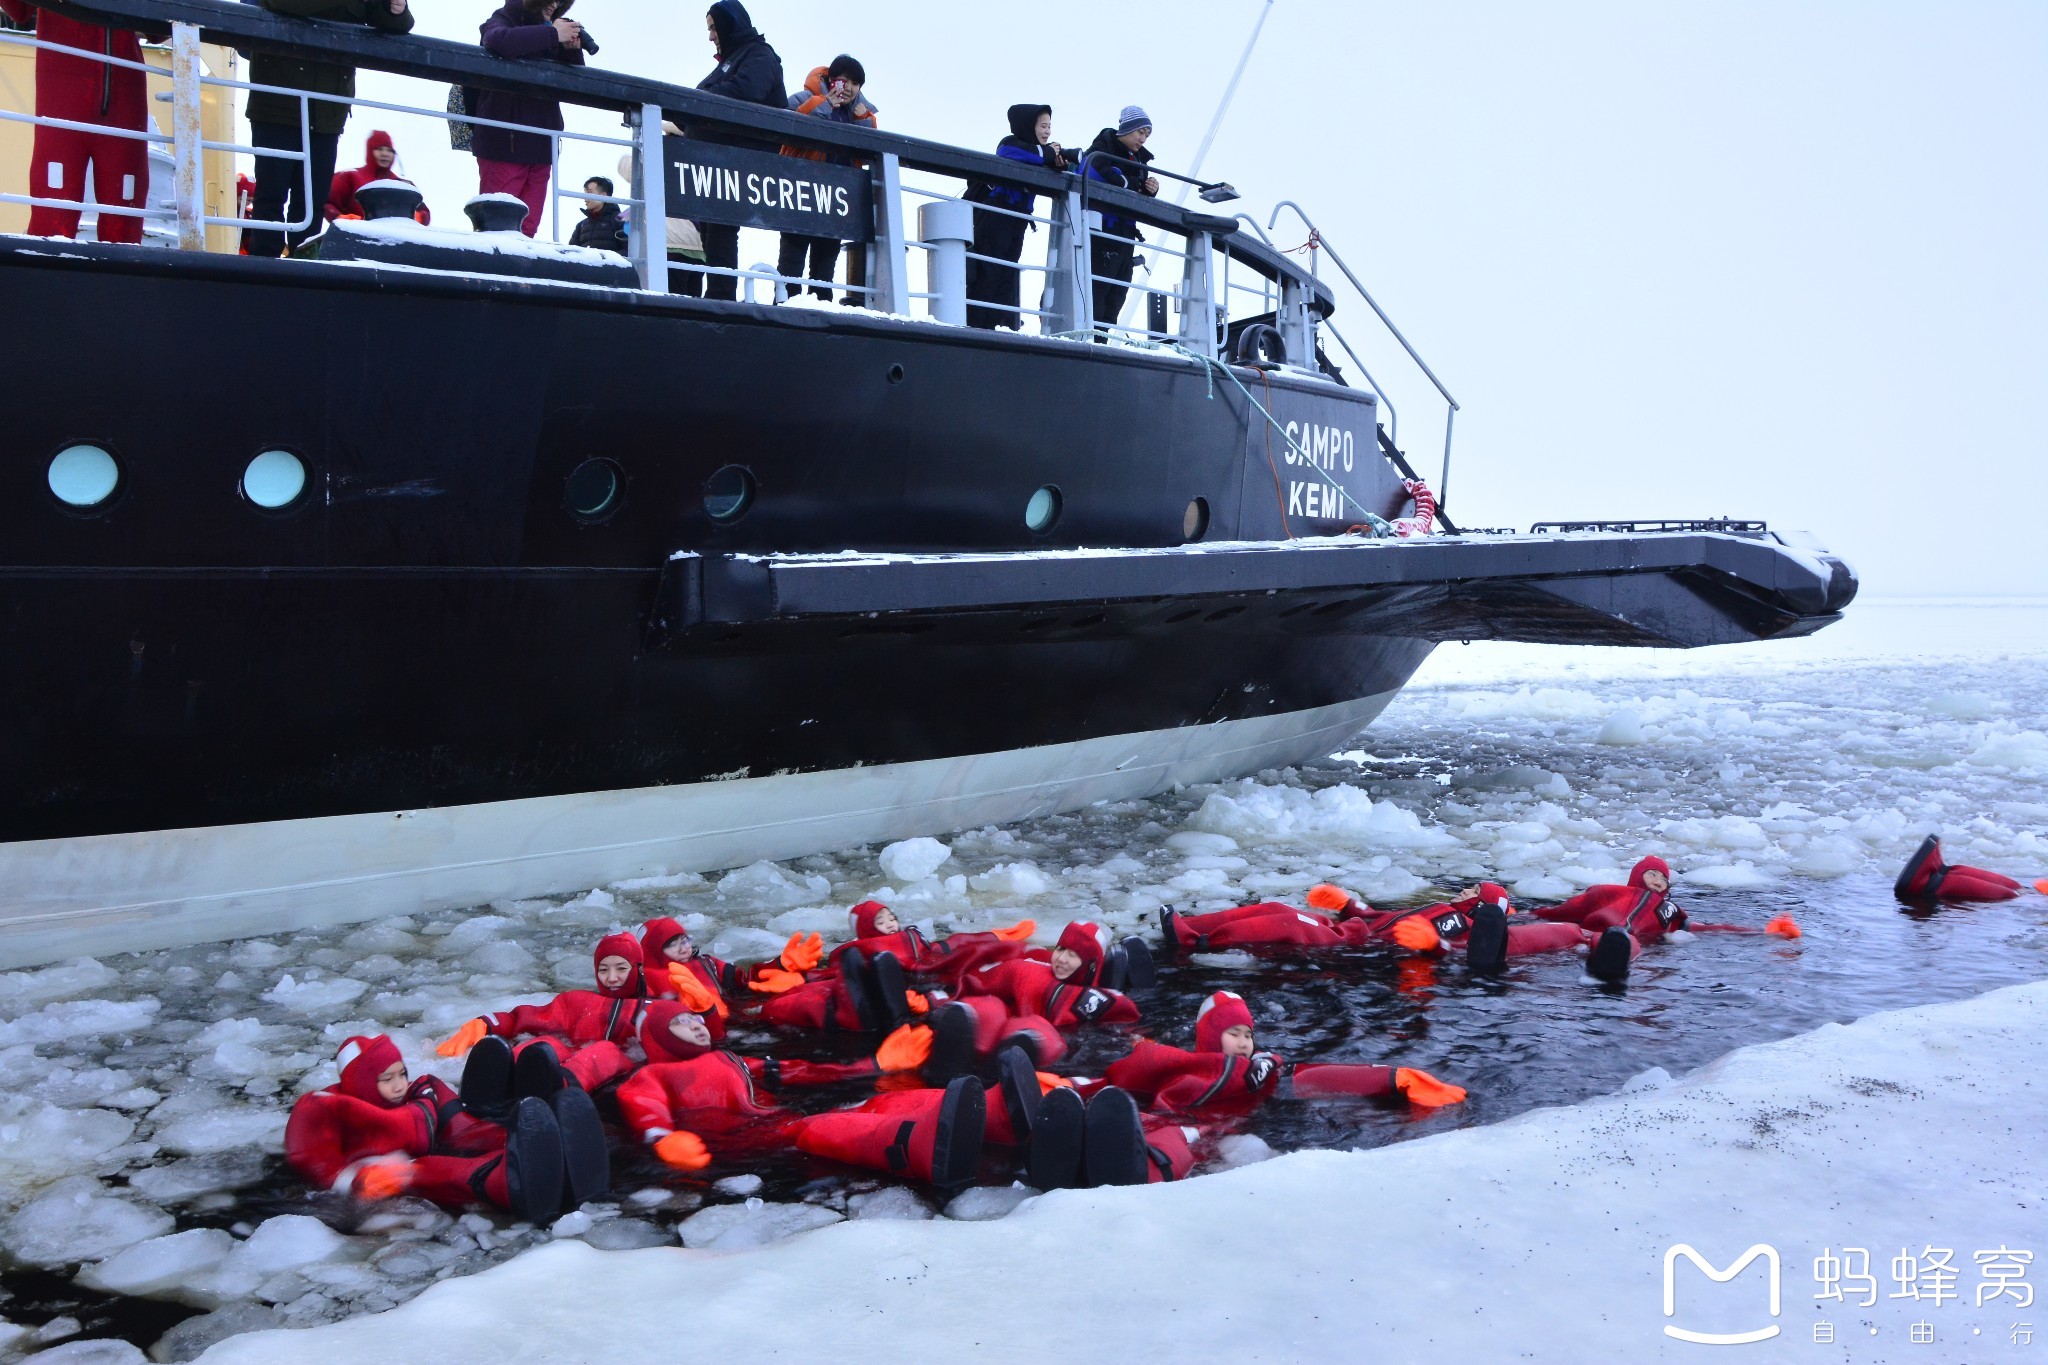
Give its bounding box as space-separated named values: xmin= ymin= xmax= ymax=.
xmin=569 ymin=176 xmax=629 ymax=255
xmin=1080 ymin=105 xmax=1160 ymax=335
xmin=963 ymin=103 xmax=1068 ymax=331
xmin=691 ymin=0 xmax=786 ymax=300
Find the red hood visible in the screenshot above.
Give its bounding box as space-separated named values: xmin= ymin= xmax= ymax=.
xmin=1629 ymin=856 xmax=1671 ymax=890
xmin=1194 ymin=990 xmax=1255 ymax=1053
xmin=848 ymin=900 xmax=892 ymax=939
xmin=593 ymin=932 xmax=646 ymax=999
xmin=640 ymin=917 xmax=688 ymax=964
xmin=1056 ymin=920 xmax=1110 ymax=986
xmin=357 ymin=128 xmax=395 ymax=174
xmin=335 ymin=1034 xmax=402 ymax=1106
xmin=639 ymin=1001 xmax=715 ymax=1062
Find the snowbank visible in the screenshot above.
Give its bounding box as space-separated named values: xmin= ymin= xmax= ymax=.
xmin=202 ymin=981 xmax=2048 ymax=1364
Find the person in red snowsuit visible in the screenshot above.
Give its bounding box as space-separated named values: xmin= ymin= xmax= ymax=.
xmin=616 ymin=1002 xmax=985 ymax=1191
xmin=284 ymin=1034 xmax=574 ymax=1218
xmin=920 ymin=921 xmax=1143 ymax=1084
xmin=1531 ymin=855 xmax=1800 ymax=982
xmin=1164 ymin=883 xmax=1587 ymax=970
xmin=1893 ymin=835 xmax=2026 ymax=904
xmin=640 ymin=915 xmax=835 ymax=1039
xmin=434 ymin=932 xmax=645 ymax=1091
xmin=321 ymin=128 xmax=430 ymax=223
xmin=0 ymin=2 xmax=164 ymax=244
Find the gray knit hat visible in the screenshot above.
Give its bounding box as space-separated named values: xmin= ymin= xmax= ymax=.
xmin=1117 ymin=105 xmax=1152 ymax=136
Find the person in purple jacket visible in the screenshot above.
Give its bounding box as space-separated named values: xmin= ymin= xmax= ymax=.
xmin=475 ymin=0 xmax=596 ymax=237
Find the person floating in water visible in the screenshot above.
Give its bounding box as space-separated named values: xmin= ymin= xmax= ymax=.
xmin=1893 ymin=835 xmax=2027 ymax=904
xmin=1528 ymin=855 xmax=1799 ymax=982
xmin=1161 ymin=883 xmax=1585 ymax=969
xmin=433 ymin=932 xmax=646 ymax=1091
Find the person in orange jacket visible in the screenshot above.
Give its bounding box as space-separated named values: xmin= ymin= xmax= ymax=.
xmin=0 ymin=1 xmax=165 ymax=243
xmin=775 ymin=53 xmax=874 ymax=301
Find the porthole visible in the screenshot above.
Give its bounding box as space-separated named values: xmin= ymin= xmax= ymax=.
xmin=1024 ymin=484 xmax=1062 ymax=534
xmin=565 ymin=457 xmax=623 ymax=521
xmin=242 ymin=449 xmax=308 ymax=510
xmin=1182 ymin=496 xmax=1210 ymax=542
xmin=886 ymin=363 xmax=906 ymax=384
xmin=704 ymin=464 xmax=756 ymax=523
xmin=47 ymin=443 xmax=122 ymax=510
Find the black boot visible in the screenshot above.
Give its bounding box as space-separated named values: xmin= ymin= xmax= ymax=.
xmin=1027 ymin=1086 xmax=1086 ymax=1191
xmin=1118 ymin=936 xmax=1156 ymax=989
xmin=1465 ymin=901 xmax=1509 ymax=973
xmin=869 ymin=951 xmax=912 ymax=1032
xmin=1893 ymin=833 xmax=1945 ymax=901
xmin=1081 ymin=1087 xmax=1148 ymax=1187
xmin=923 ymin=1002 xmax=978 ymax=1086
xmin=548 ymin=1087 xmax=610 ymax=1211
xmin=1587 ymin=926 xmax=1633 ymax=983
xmin=458 ymin=1035 xmax=515 ymax=1123
xmin=1099 ymin=943 xmax=1130 ymax=992
xmin=512 ymin=1041 xmax=566 ymax=1102
xmin=502 ymin=1096 xmax=563 ymax=1222
xmin=993 ymin=1044 xmax=1042 ymax=1145
xmin=929 ymin=1076 xmax=986 ymax=1193
xmin=838 ymin=947 xmax=882 ymax=1032
xmin=1158 ymin=906 xmax=1180 ymax=951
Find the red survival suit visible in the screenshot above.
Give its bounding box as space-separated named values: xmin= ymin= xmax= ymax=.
xmin=284 ymin=1035 xmax=520 ymax=1209
xmin=827 ymin=900 xmax=1033 ymax=988
xmin=446 ymin=933 xmax=645 ymax=1089
xmin=617 ymin=1003 xmax=970 ymax=1187
xmin=1170 ymin=884 xmax=1588 ymax=960
xmin=322 ymin=128 xmax=430 ymax=223
xmin=1894 ymin=835 xmax=2024 ymax=904
xmin=944 ymin=920 xmax=1141 ymax=1069
xmin=0 ymin=1 xmax=161 ymax=243
xmin=1530 ymin=855 xmax=1798 ymax=968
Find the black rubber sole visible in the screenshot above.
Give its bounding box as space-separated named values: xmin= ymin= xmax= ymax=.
xmin=993 ymin=1045 xmax=1040 ymax=1145
xmin=1465 ymin=902 xmax=1509 ymax=972
xmin=1099 ymin=943 xmax=1128 ymax=992
xmin=458 ymin=1035 xmax=515 ymax=1121
xmin=1587 ymin=926 xmax=1634 ymax=983
xmin=929 ymin=1076 xmax=986 ymax=1193
xmin=503 ymin=1096 xmax=563 ymax=1222
xmin=838 ymin=947 xmax=880 ymax=1032
xmin=1894 ymin=833 xmax=1942 ymax=900
xmin=923 ymin=1002 xmax=978 ymax=1086
xmin=512 ymin=1041 xmax=566 ymax=1101
xmin=1119 ymin=936 xmax=1157 ymax=989
xmin=548 ymin=1086 xmax=610 ymax=1211
xmin=1027 ymin=1086 xmax=1086 ymax=1191
xmin=1158 ymin=906 xmax=1180 ymax=951
xmin=1082 ymin=1087 xmax=1149 ymax=1187
xmin=869 ymin=951 xmax=911 ymax=1032
xmin=996 ymin=1028 xmax=1043 ymax=1070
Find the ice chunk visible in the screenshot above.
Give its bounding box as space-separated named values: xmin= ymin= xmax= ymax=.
xmin=712 ymin=1174 xmax=763 ymax=1197
xmin=438 ymin=915 xmax=515 ymax=955
xmin=579 ymin=1218 xmax=672 ymax=1251
xmin=1189 ymin=781 xmax=1461 ymax=849
xmin=1 ymin=1178 xmax=174 ymax=1268
xmin=260 ymin=975 xmax=368 ymax=1014
xmin=0 ymin=1097 xmax=136 ymax=1189
xmin=1596 ymin=709 xmax=1646 ymax=745
xmin=548 ymin=1210 xmax=593 ymax=1238
xmin=1685 ymin=862 xmax=1775 ymax=889
xmin=0 ymin=997 xmax=159 ymax=1046
xmin=34 ymin=1316 xmax=80 ymax=1343
xmin=942 ymin=1184 xmax=1036 ymax=1221
xmin=967 ymin=862 xmax=1052 ymax=896
xmin=1929 ymin=691 xmax=2004 ymax=719
xmin=22 ymin=1340 xmax=147 ymax=1364
xmin=0 ymin=958 xmax=120 ymax=1010
xmin=1164 ymin=831 xmax=1239 ymax=856
xmin=1621 ymin=1066 xmax=1674 ymax=1093
xmin=128 ymin=1152 xmax=270 ymax=1206
xmin=1790 ymin=836 xmax=1864 ymax=878
xmin=152 ymin=1107 xmax=287 ymax=1156
xmin=75 ymin=1227 xmax=234 ymax=1299
xmin=1968 ymin=729 xmax=2048 ymax=771
xmin=878 ymin=837 xmax=952 ymax=883
xmin=847 ymin=1187 xmax=934 ymax=1221
xmin=715 ymin=861 xmax=831 ymax=909
xmin=675 ymin=1200 xmax=841 ymax=1249
xmin=149 ymin=1303 xmax=282 ymax=1362
xmin=466 ymin=940 xmax=536 ymax=975
xmin=1215 ymin=1133 xmax=1276 ymax=1168
xmin=192 ymin=1215 xmax=356 ymax=1303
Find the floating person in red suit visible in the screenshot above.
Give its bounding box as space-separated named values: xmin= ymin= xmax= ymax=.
xmin=1529 ymin=855 xmax=1799 ymax=982
xmin=0 ymin=1 xmax=164 ymax=244
xmin=616 ymin=1002 xmax=984 ymax=1191
xmin=284 ymin=1032 xmax=606 ymax=1219
xmin=921 ymin=920 xmax=1144 ymax=1082
xmin=1893 ymin=835 xmax=2026 ymax=904
xmin=638 ymin=916 xmax=825 ymax=1039
xmin=434 ymin=932 xmax=647 ymax=1093
xmin=1161 ymin=883 xmax=1584 ymax=970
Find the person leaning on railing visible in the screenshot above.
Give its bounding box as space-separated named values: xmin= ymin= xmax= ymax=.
xmin=685 ymin=0 xmax=785 ymax=301
xmin=776 ymin=53 xmax=872 ymax=304
xmin=1079 ymin=105 xmax=1160 ymax=335
xmin=568 ymin=173 xmax=626 ymax=256
xmin=475 ymin=0 xmax=593 ymax=239
xmin=243 ymin=0 xmax=414 ymax=258
xmin=0 ymin=0 xmax=167 ymax=245
xmin=962 ymin=103 xmax=1069 ymax=332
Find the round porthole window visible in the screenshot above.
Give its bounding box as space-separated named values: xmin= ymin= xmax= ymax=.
xmin=1182 ymin=496 xmax=1211 ymax=542
xmin=242 ymin=449 xmax=308 ymax=510
xmin=565 ymin=457 xmax=624 ymax=521
xmin=704 ymin=465 xmax=756 ymax=523
xmin=47 ymin=443 xmax=122 ymax=510
xmin=1024 ymin=484 xmax=1062 ymax=534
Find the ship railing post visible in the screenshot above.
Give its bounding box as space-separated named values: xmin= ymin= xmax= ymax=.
xmin=916 ymin=199 xmax=973 ymax=326
xmin=1180 ymin=230 xmax=1216 ymax=359
xmin=870 ymin=152 xmax=910 ymax=316
xmin=1277 ymin=271 xmax=1313 ymax=370
xmin=631 ymin=103 xmax=668 ymax=294
xmin=1041 ymin=185 xmax=1090 ymax=335
xmin=169 ymin=21 xmax=205 ymax=251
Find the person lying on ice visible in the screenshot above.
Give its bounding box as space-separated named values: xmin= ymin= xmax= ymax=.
xmin=433 ymin=932 xmax=649 ymax=1091
xmin=285 ymin=1033 xmax=606 ymax=1220
xmin=1526 ymin=855 xmax=1799 ymax=982
xmin=616 ymin=1002 xmax=985 ymax=1191
xmin=1893 ymin=835 xmax=2028 ymax=904
xmin=918 ymin=921 xmax=1144 ymax=1081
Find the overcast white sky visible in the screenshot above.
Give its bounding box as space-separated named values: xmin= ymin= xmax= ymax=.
xmin=356 ymin=2 xmax=2047 ymax=597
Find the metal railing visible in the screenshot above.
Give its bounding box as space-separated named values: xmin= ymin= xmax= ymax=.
xmin=0 ymin=29 xmax=176 ymax=231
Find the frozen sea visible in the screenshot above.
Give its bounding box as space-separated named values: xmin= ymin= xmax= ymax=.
xmin=1 ymin=597 xmax=2043 ymax=1361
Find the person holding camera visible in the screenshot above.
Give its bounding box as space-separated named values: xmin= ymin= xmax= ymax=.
xmin=776 ymin=54 xmax=875 ymax=303
xmin=476 ymin=0 xmax=596 ymax=238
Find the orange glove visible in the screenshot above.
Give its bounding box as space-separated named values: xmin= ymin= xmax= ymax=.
xmin=904 ymin=990 xmax=930 ymax=1015
xmin=2035 ymin=879 xmax=2048 ymax=895
xmin=747 ymin=966 xmax=807 ymax=995
xmin=778 ymin=932 xmax=823 ymax=974
xmin=991 ymin=920 xmax=1036 ymax=943
xmin=1764 ymin=914 xmax=1801 ymax=939
xmin=874 ymin=1023 xmax=932 ymax=1073
xmin=436 ymin=1018 xmax=488 ymax=1057
xmin=669 ymin=964 xmax=729 ymax=1018
xmin=653 ymin=1131 xmax=711 ymax=1171
xmin=354 ymin=1160 xmax=415 ymax=1200
xmin=1390 ymin=916 xmax=1441 ymax=952
xmin=1036 ymin=1071 xmax=1073 ymax=1094
xmin=1306 ymin=884 xmax=1355 ymax=912
xmin=1394 ymin=1067 xmax=1466 ymax=1107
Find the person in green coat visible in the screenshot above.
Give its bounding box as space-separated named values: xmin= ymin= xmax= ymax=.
xmin=243 ymin=0 xmax=414 ymax=257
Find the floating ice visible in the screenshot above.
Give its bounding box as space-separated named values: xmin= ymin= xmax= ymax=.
xmin=1214 ymin=1132 xmax=1277 ymax=1168
xmin=152 ymin=1107 xmax=287 ymax=1156
xmin=75 ymin=1227 xmax=235 ymax=1300
xmin=712 ymin=1174 xmax=763 ymax=1197
xmin=21 ymin=1340 xmax=148 ymax=1364
xmin=1189 ymin=781 xmax=1462 ymax=850
xmin=1595 ymin=709 xmax=1646 ymax=745
xmin=1 ymin=1178 xmax=174 ymax=1268
xmin=675 ymin=1200 xmax=841 ymax=1249
xmin=260 ymin=975 xmax=368 ymax=1015
xmin=0 ymin=959 xmax=120 ymax=1010
xmin=715 ymin=861 xmax=831 ymax=909
xmin=0 ymin=1097 xmax=136 ymax=1193
xmin=878 ymin=837 xmax=952 ymax=884
xmin=0 ymin=997 xmax=159 ymax=1046
xmin=966 ymin=862 xmax=1053 ymax=896
xmin=941 ymin=1184 xmax=1036 ymax=1221
xmin=848 ymin=1187 xmax=934 ymax=1221
xmin=189 ymin=1215 xmax=357 ymax=1304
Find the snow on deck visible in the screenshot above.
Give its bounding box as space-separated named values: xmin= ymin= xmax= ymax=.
xmin=196 ymin=979 xmax=2047 ymax=1363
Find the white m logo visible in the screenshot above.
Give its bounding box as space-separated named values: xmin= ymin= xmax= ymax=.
xmin=1663 ymin=1244 xmax=1781 ymax=1345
